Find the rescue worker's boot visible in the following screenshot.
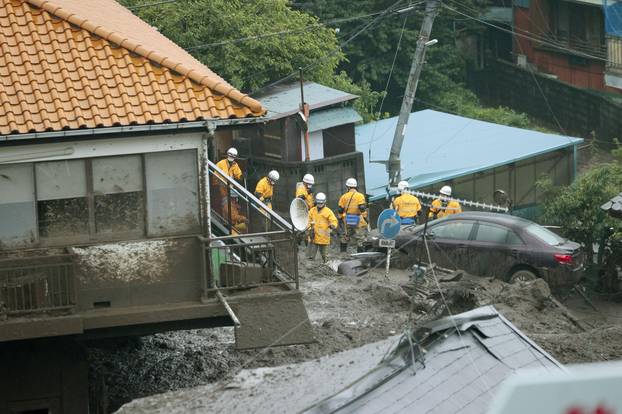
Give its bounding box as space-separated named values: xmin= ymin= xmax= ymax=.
xmin=340 ymin=243 xmax=348 ymax=253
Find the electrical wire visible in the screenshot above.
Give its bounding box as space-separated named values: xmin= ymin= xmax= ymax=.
xmin=187 ymin=11 xmax=404 ymax=51
xmin=442 ymin=2 xmax=615 ymax=65
xmin=127 ymin=0 xmax=176 ymax=10
xmin=249 ymin=0 xmax=424 ymax=98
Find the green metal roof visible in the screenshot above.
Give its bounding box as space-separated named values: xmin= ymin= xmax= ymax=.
xmin=308 ymin=107 xmax=362 ymax=132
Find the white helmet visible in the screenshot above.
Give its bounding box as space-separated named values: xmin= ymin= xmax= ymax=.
xmin=440 ymin=185 xmax=452 ymax=197
xmin=303 ymin=174 xmax=315 ymax=185
xmin=315 ymin=192 xmax=327 ymax=205
xmin=346 ymin=177 xmax=357 ymax=188
xmin=397 ymin=180 xmax=409 ymax=193
xmin=268 ymin=170 xmax=280 ymax=183
xmin=226 ymin=147 xmax=238 ymax=158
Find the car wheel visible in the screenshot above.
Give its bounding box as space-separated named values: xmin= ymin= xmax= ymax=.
xmin=509 ymin=269 xmax=537 ymax=284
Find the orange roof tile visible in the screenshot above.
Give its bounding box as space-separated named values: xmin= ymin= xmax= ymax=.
xmin=0 ymin=0 xmax=265 ymax=135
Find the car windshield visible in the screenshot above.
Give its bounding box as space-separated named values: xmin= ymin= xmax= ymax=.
xmin=525 ymin=224 xmax=565 ymax=246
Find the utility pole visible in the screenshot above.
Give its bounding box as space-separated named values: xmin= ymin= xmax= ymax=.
xmin=388 ymin=0 xmax=440 ymax=185
xmin=299 ymin=68 xmax=311 ymax=162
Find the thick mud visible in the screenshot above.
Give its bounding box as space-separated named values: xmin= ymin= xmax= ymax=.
xmin=94 ymin=251 xmax=622 ymax=413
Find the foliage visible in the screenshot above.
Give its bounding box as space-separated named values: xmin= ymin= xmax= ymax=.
xmin=537 ymin=147 xmax=622 ymax=288
xmin=435 ymin=89 xmax=533 ymax=128
xmin=119 ymin=0 xmax=382 ymax=120
xmin=297 ymin=0 xmax=541 ymax=127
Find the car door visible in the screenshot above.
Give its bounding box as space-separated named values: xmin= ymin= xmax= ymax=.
xmin=425 ymin=220 xmax=477 ymax=271
xmin=469 ymin=222 xmax=525 ymax=277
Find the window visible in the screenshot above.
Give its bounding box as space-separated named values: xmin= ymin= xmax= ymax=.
xmin=262 ymin=121 xmax=283 ymax=159
xmin=0 ymin=163 xmax=36 ymax=248
xmin=36 ymin=160 xmax=89 ymax=241
xmin=145 ymin=151 xmax=200 ymax=236
xmin=92 ymin=155 xmax=144 ymax=236
xmin=525 ymin=224 xmax=564 ymax=246
xmin=475 ymin=223 xmax=522 ymax=245
xmin=2 ymin=150 xmax=201 ymax=248
xmin=430 ymin=221 xmax=474 ymax=240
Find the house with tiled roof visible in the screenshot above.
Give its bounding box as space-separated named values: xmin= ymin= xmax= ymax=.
xmin=0 ymin=1 xmax=312 ymax=412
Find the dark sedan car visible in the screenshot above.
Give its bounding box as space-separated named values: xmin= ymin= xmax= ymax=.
xmin=378 ymin=212 xmax=584 ymax=288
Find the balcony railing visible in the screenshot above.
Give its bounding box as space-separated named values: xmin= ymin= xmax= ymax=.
xmin=200 ymin=230 xmax=298 ymax=294
xmin=538 ymin=33 xmax=606 ymax=60
xmin=607 ymin=35 xmax=622 ymax=72
xmin=0 ymin=252 xmax=76 ymax=316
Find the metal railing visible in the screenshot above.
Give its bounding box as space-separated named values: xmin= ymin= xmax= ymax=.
xmin=607 ymin=35 xmax=622 ymax=72
xmin=208 ymin=159 xmax=293 ymax=236
xmin=199 ymin=231 xmax=298 ymax=293
xmin=0 ymin=254 xmax=76 ymax=316
xmin=203 ymin=160 xmax=299 ymax=294
xmin=538 ymin=33 xmax=606 ymax=60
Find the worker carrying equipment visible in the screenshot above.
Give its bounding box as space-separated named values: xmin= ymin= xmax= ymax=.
xmin=296 ymin=173 xmax=315 ymax=210
xmin=391 ymin=180 xmax=421 ymax=225
xmin=255 ymin=170 xmax=279 ymax=210
xmin=337 ymin=177 xmax=368 ymax=253
xmin=429 ymin=185 xmax=462 ymax=219
xmin=307 ymin=192 xmax=338 ymax=263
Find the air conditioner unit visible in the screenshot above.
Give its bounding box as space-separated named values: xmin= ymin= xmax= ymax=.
xmin=516 ymin=54 xmax=528 ymax=68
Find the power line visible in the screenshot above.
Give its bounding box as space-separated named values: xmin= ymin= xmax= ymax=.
xmin=187 ymin=11 xmax=400 ymax=51
xmin=128 ymin=0 xmax=177 ymax=10
xmin=442 ymin=2 xmax=614 ymax=65
xmin=250 ymin=0 xmax=423 ymax=98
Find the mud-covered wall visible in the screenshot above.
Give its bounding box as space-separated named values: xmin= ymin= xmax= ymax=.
xmin=74 ymin=237 xmax=203 ymax=310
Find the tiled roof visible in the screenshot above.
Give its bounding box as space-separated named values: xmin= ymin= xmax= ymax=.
xmin=0 ymin=0 xmax=265 ymax=136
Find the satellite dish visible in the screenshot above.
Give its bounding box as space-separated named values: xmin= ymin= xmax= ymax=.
xmin=289 ymin=198 xmax=309 ymax=231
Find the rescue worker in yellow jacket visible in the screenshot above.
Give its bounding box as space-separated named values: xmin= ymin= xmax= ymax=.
xmin=391 ymin=180 xmax=421 ymax=225
xmin=307 ymin=192 xmax=338 ymax=263
xmin=255 ymin=170 xmax=279 ymax=210
xmin=429 ymin=185 xmax=462 ymax=219
xmin=338 ymin=178 xmax=368 ymax=253
xmin=295 ymin=173 xmax=315 ymax=210
xmin=214 ymin=147 xmax=243 ymax=205
xmin=221 ymin=191 xmax=247 ymax=235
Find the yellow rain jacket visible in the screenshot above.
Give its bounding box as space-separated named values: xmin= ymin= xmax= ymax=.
xmin=255 ymin=177 xmax=274 ymax=209
xmin=338 ymin=189 xmax=367 ymax=228
xmin=391 ymin=193 xmax=422 ymax=219
xmin=308 ymin=206 xmax=338 ymax=245
xmin=222 ymin=199 xmax=247 ymax=234
xmin=296 ymin=182 xmax=315 ymax=210
xmin=216 ymin=158 xmax=242 ymax=181
xmin=429 ymin=198 xmax=462 ymax=219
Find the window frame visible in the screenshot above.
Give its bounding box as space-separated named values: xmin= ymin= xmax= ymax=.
xmin=4 ymin=149 xmax=202 ymax=249
xmin=428 ymin=220 xmax=477 ymax=241
xmin=473 ymin=222 xmax=525 ymax=245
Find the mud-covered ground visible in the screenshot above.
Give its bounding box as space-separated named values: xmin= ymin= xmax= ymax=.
xmin=90 ymin=251 xmax=622 ymax=413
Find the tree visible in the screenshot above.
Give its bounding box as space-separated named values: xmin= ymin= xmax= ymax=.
xmin=296 ymin=0 xmax=538 ymax=126
xmin=538 ymin=148 xmax=622 ymax=289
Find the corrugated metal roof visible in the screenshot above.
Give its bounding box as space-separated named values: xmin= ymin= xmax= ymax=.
xmin=132 ymin=306 xmax=562 ymax=413
xmin=355 ymin=110 xmax=583 ymax=201
xmin=482 ymin=6 xmax=512 ymax=23
xmin=254 ymin=82 xmax=358 ymax=121
xmin=308 ymin=107 xmax=362 ymax=132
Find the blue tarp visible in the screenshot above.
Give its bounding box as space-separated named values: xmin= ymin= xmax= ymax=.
xmin=605 ymin=0 xmax=622 ymax=37
xmin=355 ymin=110 xmax=583 ymax=201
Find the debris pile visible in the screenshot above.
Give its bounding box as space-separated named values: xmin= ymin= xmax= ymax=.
xmin=88 ymin=330 xmax=240 ymax=412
